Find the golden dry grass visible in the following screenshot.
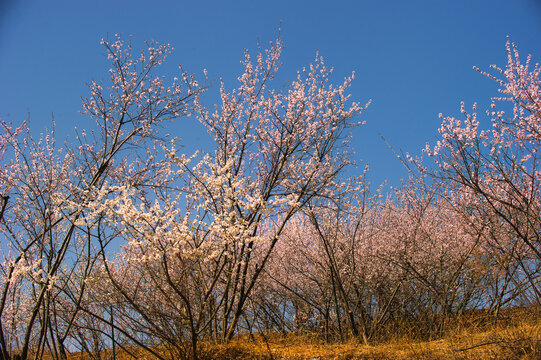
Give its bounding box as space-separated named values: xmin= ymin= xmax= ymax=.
xmin=60 ymin=309 xmax=541 ymax=359
xmin=200 ymin=318 xmax=541 ymax=359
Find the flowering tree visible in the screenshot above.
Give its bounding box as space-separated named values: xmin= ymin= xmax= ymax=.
xmin=193 ymin=36 xmax=367 ymax=341
xmin=93 ymin=36 xmax=367 ymax=359
xmin=370 ymin=182 xmax=499 ymax=336
xmin=421 ymin=41 xmax=541 ymax=303
xmin=0 ymin=36 xmax=201 ymax=360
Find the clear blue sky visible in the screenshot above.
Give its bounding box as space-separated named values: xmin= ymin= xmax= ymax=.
xmin=1 ymin=0 xmax=540 ymax=189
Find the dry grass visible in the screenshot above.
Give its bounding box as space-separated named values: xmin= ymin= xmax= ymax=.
xmin=60 ymin=309 xmax=541 ymax=359
xmin=199 ymin=314 xmax=541 ymax=359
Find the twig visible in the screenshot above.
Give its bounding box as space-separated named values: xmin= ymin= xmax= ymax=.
xmin=452 ymin=337 xmax=537 ymax=352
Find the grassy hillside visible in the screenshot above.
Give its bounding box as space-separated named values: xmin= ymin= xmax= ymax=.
xmin=201 ymin=320 xmax=541 ymax=359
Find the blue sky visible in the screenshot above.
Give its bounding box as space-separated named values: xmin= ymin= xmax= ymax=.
xmin=1 ymin=0 xmax=540 ymax=189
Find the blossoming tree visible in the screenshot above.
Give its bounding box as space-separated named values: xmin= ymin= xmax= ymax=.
xmin=93 ymin=36 xmax=367 ymax=359
xmin=422 ymin=41 xmax=541 ymax=303
xmin=0 ymin=36 xmax=201 ymax=360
